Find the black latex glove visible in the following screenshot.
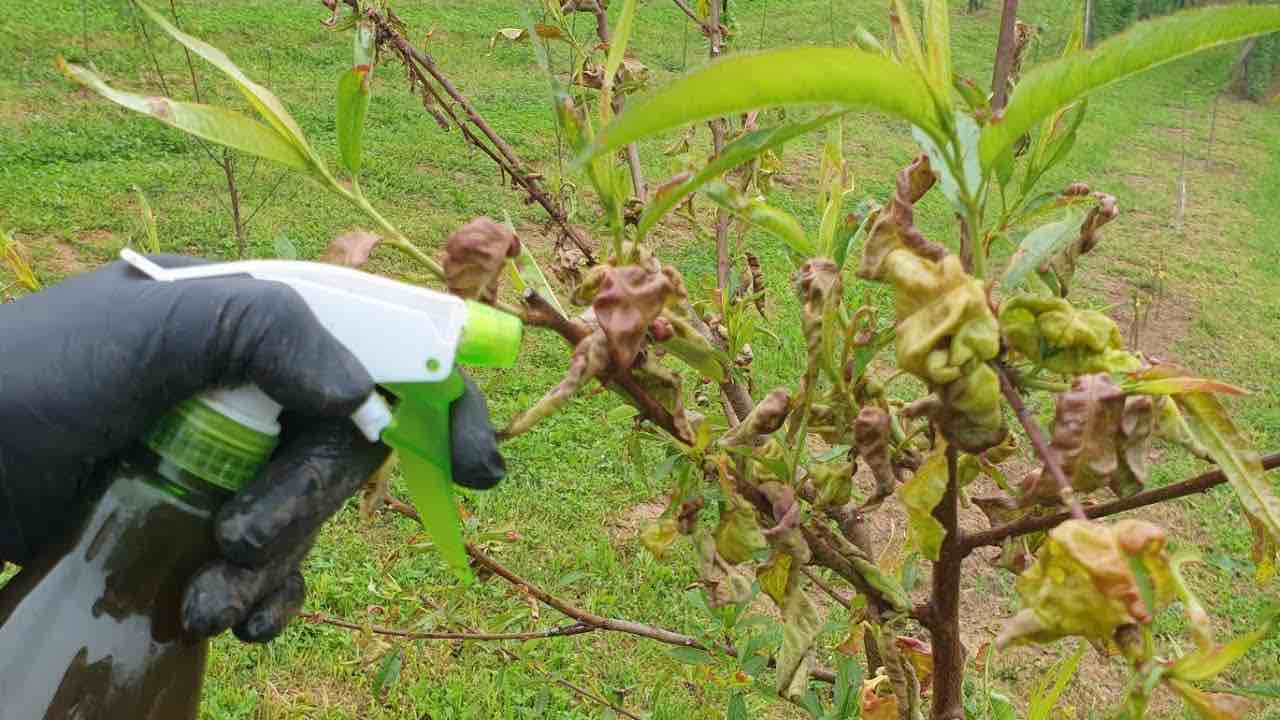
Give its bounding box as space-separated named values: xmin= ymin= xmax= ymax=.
xmin=0 ymin=255 xmax=504 ymax=642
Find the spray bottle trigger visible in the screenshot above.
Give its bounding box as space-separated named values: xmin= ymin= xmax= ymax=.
xmin=382 ymin=373 xmax=473 ymax=584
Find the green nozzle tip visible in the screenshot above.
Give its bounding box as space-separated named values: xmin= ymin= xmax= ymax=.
xmin=457 ymin=301 xmax=522 ymax=368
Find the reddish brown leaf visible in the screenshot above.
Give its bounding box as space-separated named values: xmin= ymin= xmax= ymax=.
xmin=591 ymin=265 xmax=675 ymax=369
xmin=322 ymin=229 xmax=382 ymax=268
xmin=443 ymin=217 xmax=519 ymax=302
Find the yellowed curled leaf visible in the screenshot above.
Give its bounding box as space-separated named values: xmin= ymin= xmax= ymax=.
xmin=897 ymin=444 xmax=948 ymax=561
xmin=323 ymin=229 xmax=382 ymax=268
xmin=1000 ymin=295 xmax=1140 ymax=374
xmin=998 ymin=519 xmax=1170 ymax=648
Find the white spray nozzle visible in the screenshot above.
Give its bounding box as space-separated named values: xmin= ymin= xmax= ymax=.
xmin=121 ymin=249 xmax=467 ymax=440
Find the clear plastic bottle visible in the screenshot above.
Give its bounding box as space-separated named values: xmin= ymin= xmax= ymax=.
xmin=0 ymin=398 xmax=277 ymax=719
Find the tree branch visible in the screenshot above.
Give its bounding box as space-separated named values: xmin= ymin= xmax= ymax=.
xmin=989 ymin=0 xmax=1021 ymax=113
xmin=928 ymin=445 xmax=965 ymax=720
xmin=300 ymin=611 xmax=594 ymax=642
xmin=963 ymin=451 xmax=1280 ymax=552
xmin=994 ymin=361 xmax=1087 ymax=520
xmin=671 ymin=0 xmax=714 ymax=34
xmin=344 ymin=1 xmax=596 ymax=263
xmin=381 ymin=496 xmax=836 ymax=683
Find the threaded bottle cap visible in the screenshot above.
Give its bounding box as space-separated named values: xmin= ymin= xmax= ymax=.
xmin=456 ymin=301 xmax=522 ymax=369
xmin=145 ymin=398 xmax=278 ymax=492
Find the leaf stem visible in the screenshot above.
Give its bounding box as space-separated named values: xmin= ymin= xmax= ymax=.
xmin=340 ymin=185 xmax=445 ymax=279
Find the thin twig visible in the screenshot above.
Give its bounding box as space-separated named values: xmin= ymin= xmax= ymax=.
xmin=300 ymin=611 xmax=595 ymax=642
xmin=994 ymin=361 xmax=1086 ymax=520
xmin=670 ymin=0 xmax=714 ymax=34
xmin=963 ymin=451 xmax=1280 ymax=552
xmin=382 ymin=496 xmax=837 ymax=684
xmin=802 ymin=567 xmax=852 ymax=609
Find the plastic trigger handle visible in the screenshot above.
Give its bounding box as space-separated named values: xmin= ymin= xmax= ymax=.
xmin=381 ymin=373 xmax=473 ymax=583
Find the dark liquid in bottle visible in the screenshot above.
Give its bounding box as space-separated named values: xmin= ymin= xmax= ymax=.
xmin=0 ymin=451 xmax=229 ymax=719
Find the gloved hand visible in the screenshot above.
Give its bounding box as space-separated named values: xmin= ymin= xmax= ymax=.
xmin=0 ymin=255 xmax=504 ymax=642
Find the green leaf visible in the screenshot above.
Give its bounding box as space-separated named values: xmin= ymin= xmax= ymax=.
xmin=980 ymin=6 xmax=1280 ymax=170
xmin=661 ymin=323 xmax=729 ymax=383
xmin=669 ymin=646 xmax=714 ymax=665
xmin=1167 ymin=678 xmax=1256 ymax=720
xmin=1001 ymin=209 xmax=1084 ymax=291
xmin=336 ymin=67 xmax=371 ymax=175
xmin=637 ymin=113 xmax=843 ymax=241
xmin=607 ymin=404 xmax=640 ymax=423
xmin=1028 ymin=643 xmax=1085 ymax=720
xmin=727 ymin=693 xmax=748 ymax=720
xmin=1168 ymin=613 xmax=1276 ymax=683
xmin=132 ymin=185 xmax=160 ymax=254
xmin=897 ymin=444 xmax=948 ymax=561
xmin=583 ymin=48 xmax=944 ymax=164
xmin=506 ymin=239 xmax=566 ymax=317
xmin=133 ymin=1 xmax=327 ymax=174
xmin=59 ymin=60 xmax=310 ymax=171
xmin=704 ymin=181 xmax=813 ymax=257
xmin=372 ymin=645 xmax=404 ymax=702
xmin=776 ymin=571 xmax=822 ymax=700
xmin=912 ymin=112 xmax=981 ymax=213
xmin=603 ymin=0 xmax=638 ymax=99
xmin=1173 ymin=391 xmax=1280 ymax=554
xmin=923 ymin=0 xmax=953 ymax=107
xmin=989 ymin=691 xmax=1018 ymax=720
xmin=272 ymin=231 xmax=298 ymax=260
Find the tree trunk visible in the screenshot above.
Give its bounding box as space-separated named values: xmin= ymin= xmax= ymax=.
xmin=989 ymin=0 xmax=1021 ymax=112
xmin=928 ymin=447 xmax=965 ymax=720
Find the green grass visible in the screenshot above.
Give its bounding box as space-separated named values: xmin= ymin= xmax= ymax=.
xmin=2 ymin=1 xmax=1279 ymax=718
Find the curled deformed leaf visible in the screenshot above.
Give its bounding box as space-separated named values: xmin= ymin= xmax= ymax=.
xmin=757 ymin=551 xmax=793 ymax=606
xmin=715 ymin=495 xmax=767 ymax=564
xmin=999 ymin=519 xmax=1170 ymax=648
xmin=854 ymin=406 xmax=895 ymax=510
xmin=1026 ymin=374 xmax=1126 ymax=503
xmin=1001 ymin=295 xmax=1141 ymax=374
xmin=859 ymin=671 xmax=899 ymax=720
xmin=776 ymin=565 xmax=822 ymax=700
xmin=895 ymin=636 xmax=934 ymax=693
xmin=592 ymin=265 xmax=675 ymax=370
xmin=443 ymin=218 xmax=519 ymax=302
xmin=719 ymin=389 xmax=791 ymax=449
xmin=640 ymin=518 xmax=679 ymax=559
xmin=323 ymin=229 xmax=382 ymax=268
xmin=898 ymin=444 xmax=948 ymax=561
xmin=811 ymin=461 xmax=854 ymax=509
xmin=859 ymin=156 xmax=1004 ymax=452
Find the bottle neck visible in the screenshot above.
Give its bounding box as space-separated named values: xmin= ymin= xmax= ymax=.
xmin=144 ymin=397 xmax=279 ymax=494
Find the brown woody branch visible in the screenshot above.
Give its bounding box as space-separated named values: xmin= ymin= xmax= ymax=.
xmin=994 ymin=361 xmax=1087 ymax=520
xmin=927 ymin=445 xmax=965 ymax=720
xmin=963 ymin=451 xmax=1280 ymax=552
xmin=343 ymin=1 xmax=596 ymax=263
xmin=989 ymin=0 xmax=1021 ymax=113
xmin=382 ymin=496 xmax=836 ymax=684
xmin=521 ymin=290 xmax=693 ymax=444
xmin=671 ymin=0 xmax=715 ymax=35
xmin=300 ymin=611 xmax=594 ymax=642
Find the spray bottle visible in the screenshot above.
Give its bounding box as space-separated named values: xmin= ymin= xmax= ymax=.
xmin=0 ymin=250 xmax=522 ymax=719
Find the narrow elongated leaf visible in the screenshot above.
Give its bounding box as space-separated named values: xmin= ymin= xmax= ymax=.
xmin=1174 ymin=392 xmax=1280 ymax=553
xmin=1122 ymin=376 xmax=1248 ymax=397
xmin=726 ymin=693 xmax=748 ymax=720
xmin=373 ymin=645 xmax=404 ymax=702
xmin=59 ymin=60 xmax=311 ymax=171
xmin=1002 ymin=209 xmax=1084 ymax=291
xmin=981 ymin=6 xmax=1280 ymax=169
xmin=923 ymin=0 xmax=953 ymax=108
xmin=336 ymin=68 xmax=371 ymax=175
xmin=1168 ymin=613 xmax=1277 ymax=683
xmin=637 ymin=113 xmax=843 ymax=240
xmin=584 ymin=48 xmax=943 ymax=163
xmin=897 ymin=444 xmax=948 ymax=561
xmin=132 ymin=186 xmax=161 ymax=254
xmin=1167 ymin=679 xmax=1255 ymax=720
xmin=1028 ymin=644 xmax=1086 ymax=720
xmin=134 ymin=1 xmax=326 ymax=171
xmin=603 ymin=0 xmax=638 ymax=98
xmin=704 ymin=181 xmax=813 ymax=257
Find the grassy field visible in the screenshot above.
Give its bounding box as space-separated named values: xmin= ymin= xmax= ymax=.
xmin=3 ymin=1 xmax=1279 ymax=718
